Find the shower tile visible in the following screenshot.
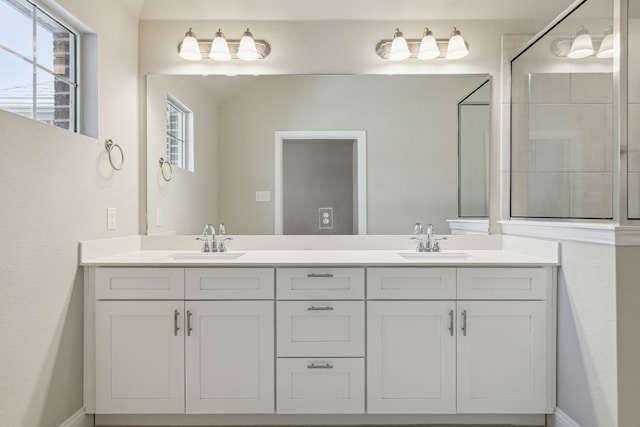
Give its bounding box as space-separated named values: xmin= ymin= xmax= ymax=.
xmin=530 ymin=73 xmax=570 ymax=104
xmin=628 ymin=103 xmax=640 ymax=172
xmin=511 ymin=172 xmax=570 ymax=217
xmin=570 ymin=173 xmax=613 ymax=219
xmin=570 ymin=73 xmax=613 ymax=104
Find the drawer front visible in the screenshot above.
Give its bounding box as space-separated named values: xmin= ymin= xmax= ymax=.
xmin=276 ymin=358 xmax=364 ymax=414
xmin=185 ymin=268 xmax=274 ymax=300
xmin=367 ymin=268 xmax=456 ymax=299
xmin=277 ymin=301 xmax=364 ymax=357
xmin=96 ymin=268 xmax=184 ymax=300
xmin=276 ymin=268 xmax=364 ymax=300
xmin=457 ymin=268 xmax=549 ymax=300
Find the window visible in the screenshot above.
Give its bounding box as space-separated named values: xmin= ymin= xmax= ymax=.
xmin=0 ymin=0 xmax=78 ymax=131
xmin=166 ymin=94 xmax=193 ymax=171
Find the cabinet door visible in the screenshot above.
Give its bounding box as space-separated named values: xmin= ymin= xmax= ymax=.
xmin=185 ymin=301 xmax=274 ymax=413
xmin=95 ymin=301 xmax=184 ymax=413
xmin=367 ymin=301 xmax=456 ymax=413
xmin=457 ymin=301 xmax=547 ymax=413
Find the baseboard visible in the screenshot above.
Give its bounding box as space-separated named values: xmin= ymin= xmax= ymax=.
xmin=549 ymin=407 xmax=581 ymax=427
xmin=59 ymin=408 xmax=94 ymax=427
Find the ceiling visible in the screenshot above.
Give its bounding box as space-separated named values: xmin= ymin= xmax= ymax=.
xmin=129 ymin=0 xmax=578 ymax=21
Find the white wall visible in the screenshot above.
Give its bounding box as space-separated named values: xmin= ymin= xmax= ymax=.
xmin=0 ymin=0 xmax=139 ymax=425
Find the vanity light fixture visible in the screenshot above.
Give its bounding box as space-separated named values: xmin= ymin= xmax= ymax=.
xmin=596 ymin=28 xmax=614 ymax=59
xmin=567 ymin=26 xmax=594 ymax=59
xmin=376 ymin=26 xmax=469 ymax=61
xmin=178 ymin=27 xmax=271 ymax=61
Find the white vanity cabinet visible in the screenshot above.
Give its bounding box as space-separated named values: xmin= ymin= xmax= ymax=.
xmin=90 ymin=267 xmax=275 ymax=415
xmin=367 ymin=267 xmax=554 ymax=415
xmin=275 ymin=267 xmax=366 ymax=414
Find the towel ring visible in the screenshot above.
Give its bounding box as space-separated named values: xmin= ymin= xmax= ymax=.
xmin=105 ymin=139 xmax=124 ymax=171
xmin=159 ymin=157 xmax=173 ymax=182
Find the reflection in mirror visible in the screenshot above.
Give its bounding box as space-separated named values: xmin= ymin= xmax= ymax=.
xmin=459 ymin=79 xmax=490 ymax=217
xmin=147 ymin=74 xmax=490 ymax=235
xmin=511 ymin=0 xmax=613 ymax=220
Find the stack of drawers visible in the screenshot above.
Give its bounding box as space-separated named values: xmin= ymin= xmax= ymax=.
xmin=275 ymin=267 xmax=365 ymax=413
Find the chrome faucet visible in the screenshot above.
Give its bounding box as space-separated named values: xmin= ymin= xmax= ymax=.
xmin=197 ymin=223 xmax=217 ymax=252
xmin=410 ymin=222 xmax=446 ymax=252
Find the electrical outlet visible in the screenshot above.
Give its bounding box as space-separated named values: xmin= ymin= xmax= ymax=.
xmin=256 ymin=191 xmax=271 ymax=202
xmin=319 ymin=207 xmax=334 ymax=230
xmin=107 ymin=207 xmax=117 ymax=230
xmin=156 ymin=208 xmax=163 ymax=227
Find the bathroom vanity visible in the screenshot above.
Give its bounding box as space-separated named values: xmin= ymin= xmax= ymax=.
xmin=81 ymin=236 xmax=558 ymax=426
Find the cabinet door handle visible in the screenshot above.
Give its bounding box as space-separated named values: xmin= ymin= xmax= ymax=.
xmin=173 ymin=309 xmax=180 ymax=336
xmin=307 ymin=306 xmax=334 ymax=311
xmin=449 ymin=310 xmax=454 ymax=336
xmin=307 ymin=273 xmax=334 ymax=278
xmin=307 ymin=363 xmax=334 ymax=369
xmin=461 ymin=309 xmax=467 ymax=336
xmin=187 ymin=310 xmax=192 ymax=336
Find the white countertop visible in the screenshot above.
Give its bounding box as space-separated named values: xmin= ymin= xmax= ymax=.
xmin=80 ymin=249 xmax=558 ymax=267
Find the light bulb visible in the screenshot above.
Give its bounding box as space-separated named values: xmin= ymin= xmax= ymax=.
xmin=237 ymin=28 xmax=259 ymax=61
xmin=179 ymin=28 xmax=202 ymax=61
xmin=445 ymin=27 xmax=468 ymax=60
xmin=418 ymin=28 xmax=440 ymax=60
xmin=209 ymin=29 xmax=231 ymax=61
xmin=389 ymin=28 xmax=410 ymax=61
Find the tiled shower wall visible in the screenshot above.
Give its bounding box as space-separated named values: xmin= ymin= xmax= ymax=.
xmin=628 ymin=17 xmax=640 ymax=218
xmin=511 ymin=72 xmax=613 ymax=218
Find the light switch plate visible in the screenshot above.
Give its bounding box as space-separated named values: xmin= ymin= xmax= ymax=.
xmin=107 ymin=207 xmax=117 ymax=230
xmin=256 ymin=191 xmax=271 ymax=202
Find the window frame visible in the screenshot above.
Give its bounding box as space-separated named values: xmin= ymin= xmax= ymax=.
xmin=165 ymin=93 xmax=194 ymax=172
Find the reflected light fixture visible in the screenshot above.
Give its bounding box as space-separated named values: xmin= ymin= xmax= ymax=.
xmin=596 ymin=28 xmax=614 ymax=59
xmin=389 ymin=28 xmax=411 ymax=61
xmin=177 ymin=27 xmax=271 ymax=61
xmin=178 ymin=28 xmax=202 ymax=61
xmin=568 ymin=26 xmax=594 ymax=59
xmin=418 ymin=28 xmax=440 ymax=60
xmin=237 ymin=28 xmax=260 ymax=61
xmin=209 ymin=29 xmax=231 ymax=61
xmin=445 ymin=27 xmax=469 ymax=60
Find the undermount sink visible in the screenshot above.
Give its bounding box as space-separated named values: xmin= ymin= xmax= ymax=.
xmin=396 ymin=251 xmax=470 ymax=260
xmin=168 ymin=251 xmax=246 ymax=261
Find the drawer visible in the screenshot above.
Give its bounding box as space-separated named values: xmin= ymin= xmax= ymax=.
xmin=277 ymin=301 xmax=364 ymax=357
xmin=367 ymin=268 xmax=456 ymax=299
xmin=96 ymin=268 xmax=184 ymax=300
xmin=457 ymin=268 xmax=549 ymax=300
xmin=276 ymin=358 xmax=364 ymax=414
xmin=185 ymin=268 xmax=274 ymax=299
xmin=276 ymin=268 xmax=364 ymax=300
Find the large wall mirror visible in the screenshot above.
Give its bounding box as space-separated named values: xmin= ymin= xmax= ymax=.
xmin=147 ymin=74 xmax=490 ymax=235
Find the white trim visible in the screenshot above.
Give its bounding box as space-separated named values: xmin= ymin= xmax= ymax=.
xmin=550 ymin=407 xmax=581 ymax=427
xmin=58 ymin=408 xmax=93 ymax=427
xmin=447 ymin=219 xmax=489 ymax=234
xmin=274 ymin=131 xmax=367 ymax=235
xmin=499 ymin=220 xmax=640 ymax=246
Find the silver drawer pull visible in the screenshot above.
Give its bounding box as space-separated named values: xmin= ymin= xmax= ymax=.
xmin=461 ymin=309 xmax=467 ymax=336
xmin=173 ymin=309 xmax=180 ymax=336
xmin=307 ymin=273 xmax=334 ymax=278
xmin=307 ymin=306 xmax=334 ymax=311
xmin=307 ymin=363 xmax=334 ymax=369
xmin=449 ymin=309 xmax=454 ymax=337
xmin=187 ymin=310 xmax=192 ymax=337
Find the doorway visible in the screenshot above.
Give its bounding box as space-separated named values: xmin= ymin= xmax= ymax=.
xmin=274 ymin=131 xmax=366 ymax=235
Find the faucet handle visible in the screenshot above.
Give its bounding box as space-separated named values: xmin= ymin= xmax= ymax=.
xmin=433 ymin=237 xmax=448 ymax=252
xmin=413 ymin=222 xmax=424 ymax=235
xmin=219 ymin=237 xmax=233 ymax=252
xmin=219 ymin=223 xmax=226 ymax=235
xmin=195 ymin=237 xmax=210 ymax=252
xmin=410 ymin=236 xmax=425 ymax=252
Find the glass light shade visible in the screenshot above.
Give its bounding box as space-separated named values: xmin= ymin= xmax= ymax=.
xmin=445 ymin=27 xmax=468 ymax=60
xmin=209 ymin=29 xmax=231 ymax=61
xmin=596 ymin=32 xmax=614 ymax=59
xmin=568 ymin=28 xmax=594 ymax=59
xmin=418 ymin=29 xmax=440 ymax=60
xmin=179 ymin=28 xmax=202 ymax=61
xmin=237 ymin=28 xmax=259 ymax=61
xmin=389 ymin=28 xmax=410 ymax=61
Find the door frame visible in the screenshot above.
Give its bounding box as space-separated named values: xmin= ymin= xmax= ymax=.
xmin=274 ymin=130 xmax=367 ymax=235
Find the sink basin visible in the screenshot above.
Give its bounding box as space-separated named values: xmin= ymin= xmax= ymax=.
xmin=396 ymin=251 xmax=470 ymax=260
xmin=168 ymin=251 xmax=246 ymax=261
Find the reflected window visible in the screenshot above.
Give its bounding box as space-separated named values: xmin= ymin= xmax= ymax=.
xmin=0 ymin=0 xmax=78 ymax=131
xmin=166 ymin=94 xmax=193 ymax=171
xmin=510 ymin=0 xmax=614 ymax=220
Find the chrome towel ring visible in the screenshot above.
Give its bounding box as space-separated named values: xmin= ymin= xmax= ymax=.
xmin=105 ymin=139 xmax=124 ymax=171
xmin=159 ymin=157 xmax=173 ymax=181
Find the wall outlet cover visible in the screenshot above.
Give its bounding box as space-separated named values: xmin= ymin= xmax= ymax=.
xmin=319 ymin=207 xmax=334 ymax=229
xmin=107 ymin=207 xmax=117 ymax=230
xmin=256 ymin=191 xmax=271 ymax=202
